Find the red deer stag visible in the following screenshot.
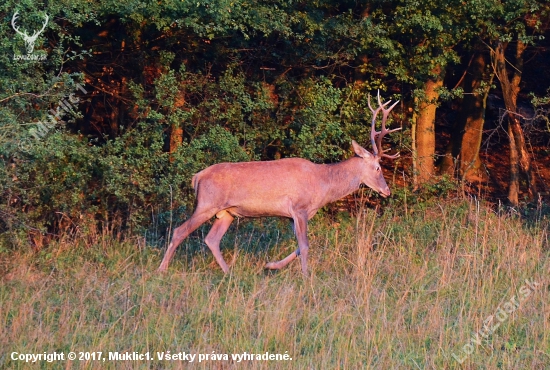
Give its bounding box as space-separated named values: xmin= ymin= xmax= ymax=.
xmin=158 ymin=92 xmax=400 ymax=274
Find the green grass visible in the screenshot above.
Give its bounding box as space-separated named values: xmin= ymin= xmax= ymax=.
xmin=1 ymin=199 xmax=549 ymax=369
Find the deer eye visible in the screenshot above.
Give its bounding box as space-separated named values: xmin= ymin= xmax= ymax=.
xmin=376 ymin=166 xmax=381 ymax=172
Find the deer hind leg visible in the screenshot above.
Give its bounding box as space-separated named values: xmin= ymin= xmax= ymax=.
xmin=264 ymin=250 xmax=299 ymax=270
xmin=158 ymin=209 xmax=216 ymax=272
xmin=204 ymin=210 xmax=234 ymax=273
xmin=265 ymin=212 xmax=309 ymax=274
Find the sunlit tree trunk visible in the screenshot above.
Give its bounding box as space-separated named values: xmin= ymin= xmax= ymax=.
xmin=459 ymin=52 xmax=492 ymax=182
xmin=507 ymin=122 xmax=520 ymax=205
xmin=415 ymin=65 xmax=444 ymax=185
xmin=493 ymin=41 xmax=537 ymax=205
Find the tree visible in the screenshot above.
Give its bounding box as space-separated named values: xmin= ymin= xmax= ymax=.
xmin=440 ymin=46 xmax=493 ymax=182
xmin=368 ymin=0 xmax=474 ymax=186
xmin=493 ymin=40 xmax=537 ymax=204
xmin=483 ymin=0 xmax=548 ymax=204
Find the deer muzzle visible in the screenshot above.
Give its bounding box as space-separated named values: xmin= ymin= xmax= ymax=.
xmin=379 ymin=186 xmax=391 ymax=198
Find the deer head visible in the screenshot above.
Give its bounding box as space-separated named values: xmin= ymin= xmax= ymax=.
xmin=11 ymin=11 xmax=49 ymax=54
xmin=350 ymin=91 xmax=401 ymax=197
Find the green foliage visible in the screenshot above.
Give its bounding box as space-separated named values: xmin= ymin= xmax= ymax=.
xmin=530 ymin=88 xmax=550 ymax=131
xmin=387 ymin=174 xmax=460 ymax=207
xmin=0 ymin=0 xmax=95 ymax=145
xmin=369 ymin=0 xmax=469 ymax=86
xmin=1 ymin=133 xmax=97 ymax=239
xmin=98 ymin=122 xmax=171 ymax=229
xmin=1 ymin=121 xmax=252 ymax=243
xmin=2 ymin=51 xmax=381 ymax=246
xmin=290 ymin=77 xmax=345 ymax=161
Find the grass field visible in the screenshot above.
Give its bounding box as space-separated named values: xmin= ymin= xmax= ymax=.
xmin=1 ymin=198 xmax=549 ymax=369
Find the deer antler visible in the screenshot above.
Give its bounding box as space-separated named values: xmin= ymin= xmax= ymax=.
xmin=368 ymin=90 xmax=401 ymax=159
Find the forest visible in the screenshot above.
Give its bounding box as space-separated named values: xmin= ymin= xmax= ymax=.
xmin=1 ymin=1 xmax=550 ymax=368
xmin=0 ymin=0 xmax=549 ymax=242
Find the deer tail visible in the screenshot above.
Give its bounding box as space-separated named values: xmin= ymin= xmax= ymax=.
xmin=192 ymin=174 xmax=200 ymax=196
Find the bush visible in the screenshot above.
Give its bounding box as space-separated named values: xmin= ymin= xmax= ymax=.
xmin=1 ymin=61 xmax=390 ymax=249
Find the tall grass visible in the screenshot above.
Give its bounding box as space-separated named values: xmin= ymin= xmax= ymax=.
xmin=1 ymin=199 xmax=548 ymax=369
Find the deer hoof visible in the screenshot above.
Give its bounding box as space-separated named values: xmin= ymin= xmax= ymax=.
xmin=264 ymin=261 xmax=280 ymax=270
xmin=157 ymin=265 xmax=168 ymax=273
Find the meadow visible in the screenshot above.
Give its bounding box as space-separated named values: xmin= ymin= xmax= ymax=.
xmin=1 ymin=197 xmax=548 ymax=369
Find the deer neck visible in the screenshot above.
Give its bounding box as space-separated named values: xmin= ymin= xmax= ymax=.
xmin=321 ymin=157 xmax=363 ymax=203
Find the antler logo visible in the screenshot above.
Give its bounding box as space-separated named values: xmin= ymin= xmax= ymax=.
xmin=11 ymin=11 xmax=49 ymax=54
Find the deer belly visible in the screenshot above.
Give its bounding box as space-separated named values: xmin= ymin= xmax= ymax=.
xmin=224 ymin=198 xmax=293 ymax=218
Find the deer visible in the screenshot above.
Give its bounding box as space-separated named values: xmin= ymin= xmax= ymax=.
xmin=11 ymin=11 xmax=49 ymax=54
xmin=158 ymin=92 xmax=401 ymax=275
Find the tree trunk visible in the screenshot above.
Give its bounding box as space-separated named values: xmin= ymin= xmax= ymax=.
xmin=411 ymin=101 xmax=418 ymax=188
xmin=415 ymin=65 xmax=444 ymax=185
xmin=507 ymin=122 xmax=520 ymax=205
xmin=493 ymin=41 xmax=537 ymax=205
xmin=440 ymin=50 xmax=492 ymax=182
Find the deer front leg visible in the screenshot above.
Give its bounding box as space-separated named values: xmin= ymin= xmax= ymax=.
xmin=293 ymin=214 xmax=310 ymax=275
xmin=265 ymin=212 xmax=309 ymax=274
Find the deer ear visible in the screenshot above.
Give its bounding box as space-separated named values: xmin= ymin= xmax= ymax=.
xmin=352 ymin=140 xmax=374 ymax=159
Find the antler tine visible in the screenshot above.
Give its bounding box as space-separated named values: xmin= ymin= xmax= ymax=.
xmin=380 ymin=147 xmax=401 ymax=159
xmin=368 ymin=94 xmax=380 ymax=156
xmin=377 ymin=99 xmax=401 ymax=159
xmin=368 ymin=91 xmax=391 ymax=156
xmin=370 ymin=90 xmax=401 ymax=159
